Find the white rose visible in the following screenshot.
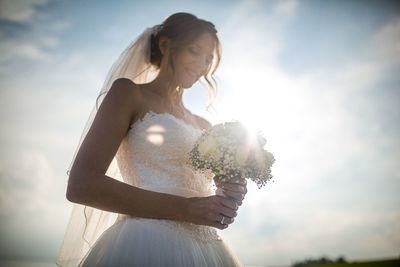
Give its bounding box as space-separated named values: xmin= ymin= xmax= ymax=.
xmin=209 ymin=149 xmax=223 ymax=161
xmin=197 ymin=136 xmax=217 ymax=156
xmin=235 ymin=144 xmax=249 ymax=166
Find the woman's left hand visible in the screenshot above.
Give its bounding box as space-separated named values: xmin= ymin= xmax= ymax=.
xmin=214 ymin=176 xmax=247 ymax=206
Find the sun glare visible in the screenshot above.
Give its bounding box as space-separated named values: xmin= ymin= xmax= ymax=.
xmin=218 ymin=65 xmax=300 ymax=141
xmin=217 ymin=63 xmax=311 ymax=208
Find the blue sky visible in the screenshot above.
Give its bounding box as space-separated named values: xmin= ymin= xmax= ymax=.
xmin=0 ymin=0 xmax=399 ymax=266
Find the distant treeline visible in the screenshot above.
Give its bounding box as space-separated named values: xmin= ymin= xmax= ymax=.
xmin=292 ymin=256 xmax=347 ymax=267
xmin=291 ymin=256 xmax=400 ymax=267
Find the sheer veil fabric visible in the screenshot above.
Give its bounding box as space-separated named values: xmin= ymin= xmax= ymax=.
xmin=56 ymin=26 xmax=161 ymax=267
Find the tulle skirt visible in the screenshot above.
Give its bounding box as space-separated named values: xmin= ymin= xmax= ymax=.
xmin=79 ymin=216 xmax=242 ymax=267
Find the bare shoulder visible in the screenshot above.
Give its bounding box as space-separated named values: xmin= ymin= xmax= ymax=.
xmin=108 ymin=78 xmax=143 ymax=100
xmin=106 ymin=78 xmax=144 ymax=119
xmin=192 ymin=113 xmax=212 ymax=131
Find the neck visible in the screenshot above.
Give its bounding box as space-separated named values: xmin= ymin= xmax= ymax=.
xmin=146 ymin=69 xmax=184 ymax=106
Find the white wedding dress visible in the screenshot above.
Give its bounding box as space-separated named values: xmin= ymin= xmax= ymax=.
xmin=79 ymin=110 xmax=242 ymax=267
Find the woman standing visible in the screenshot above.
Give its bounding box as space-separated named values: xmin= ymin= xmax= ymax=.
xmin=57 ymin=12 xmax=247 ymax=267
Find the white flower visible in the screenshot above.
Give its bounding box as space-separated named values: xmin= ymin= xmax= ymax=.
xmin=209 ymin=149 xmax=223 ymax=161
xmin=197 ymin=136 xmax=217 ymax=156
xmin=189 ymin=120 xmax=275 ymax=188
xmin=235 ymin=144 xmax=249 ymax=166
xmin=253 ymin=148 xmax=265 ymax=167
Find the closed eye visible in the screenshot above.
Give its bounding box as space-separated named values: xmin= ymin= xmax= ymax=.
xmin=188 ymin=45 xmax=213 ymax=66
xmin=189 ymin=47 xmax=198 ymax=54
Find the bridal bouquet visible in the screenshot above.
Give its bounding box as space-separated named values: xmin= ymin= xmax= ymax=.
xmin=188 ymin=121 xmax=275 ymax=189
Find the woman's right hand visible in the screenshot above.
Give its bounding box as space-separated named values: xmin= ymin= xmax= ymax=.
xmin=184 ymin=195 xmax=239 ymax=230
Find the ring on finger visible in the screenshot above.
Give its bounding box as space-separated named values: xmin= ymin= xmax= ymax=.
xmin=220 ymin=216 xmax=225 ymax=225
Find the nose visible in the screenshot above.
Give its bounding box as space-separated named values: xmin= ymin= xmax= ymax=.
xmin=196 ymin=57 xmax=210 ymax=76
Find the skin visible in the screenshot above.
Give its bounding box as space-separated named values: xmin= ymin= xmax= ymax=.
xmin=66 ymin=31 xmax=247 ymax=230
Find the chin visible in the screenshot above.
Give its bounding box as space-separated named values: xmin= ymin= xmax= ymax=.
xmin=180 ymin=81 xmax=195 ymax=89
xmin=181 ymin=84 xmax=192 ymax=89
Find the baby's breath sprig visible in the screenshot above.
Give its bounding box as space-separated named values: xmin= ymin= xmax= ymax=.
xmin=188 ymin=121 xmax=275 ymax=188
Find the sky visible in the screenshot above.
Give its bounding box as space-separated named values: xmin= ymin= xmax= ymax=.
xmin=0 ymin=0 xmax=399 ymax=266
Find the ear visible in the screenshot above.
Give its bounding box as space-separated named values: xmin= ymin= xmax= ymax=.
xmin=158 ymin=36 xmax=171 ymax=56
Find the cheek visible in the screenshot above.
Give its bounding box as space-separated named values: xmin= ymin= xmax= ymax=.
xmin=181 ymin=50 xmax=197 ymax=63
xmin=175 ymin=55 xmax=191 ymax=72
xmin=172 ymin=52 xmax=197 ymax=81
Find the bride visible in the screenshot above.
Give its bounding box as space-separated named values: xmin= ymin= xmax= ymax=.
xmin=57 ymin=12 xmax=247 ymax=267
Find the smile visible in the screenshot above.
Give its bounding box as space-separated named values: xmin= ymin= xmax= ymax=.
xmin=186 ymin=69 xmax=198 ymax=80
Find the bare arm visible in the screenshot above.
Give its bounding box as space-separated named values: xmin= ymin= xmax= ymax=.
xmin=66 ymin=78 xmax=239 ymax=229
xmin=66 ymin=78 xmax=186 ymax=221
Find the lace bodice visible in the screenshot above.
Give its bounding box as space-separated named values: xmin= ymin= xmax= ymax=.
xmin=115 ymin=110 xmax=219 ymax=241
xmin=116 ymin=110 xmax=215 ymax=195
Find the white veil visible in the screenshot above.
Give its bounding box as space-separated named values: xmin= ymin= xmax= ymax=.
xmin=56 ymin=25 xmax=161 ymax=267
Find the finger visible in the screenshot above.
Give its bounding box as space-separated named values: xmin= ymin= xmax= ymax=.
xmin=213 ymin=175 xmax=229 ymax=184
xmin=222 ymin=190 xmax=244 ymax=203
xmin=211 ymin=221 xmax=228 ymax=230
xmin=226 ymin=182 xmax=247 ymax=195
xmin=218 ymin=205 xmax=237 ymax=218
xmin=220 ymin=183 xmax=247 ymax=193
xmin=217 ymin=196 xmax=238 ymax=210
xmin=221 ymin=192 xmax=246 ymax=206
xmin=207 ymin=214 xmax=230 ymax=229
xmin=215 ymin=214 xmax=235 ymax=225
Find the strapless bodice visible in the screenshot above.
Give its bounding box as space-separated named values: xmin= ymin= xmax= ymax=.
xmin=115 ymin=110 xmax=215 ymax=198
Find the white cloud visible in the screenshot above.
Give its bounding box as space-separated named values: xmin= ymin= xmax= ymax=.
xmin=214 ymin=5 xmax=400 ymax=266
xmin=0 ymin=159 xmax=70 ymax=261
xmin=0 ymin=0 xmax=48 ymax=23
xmin=49 ymin=20 xmax=72 ymax=33
xmin=0 ymin=261 xmax=55 ymax=267
xmin=41 ymin=36 xmax=59 ymax=48
xmin=219 ymin=1 xmax=298 ymax=67
xmin=222 ymin=206 xmax=400 ymax=265
xmin=0 ymin=39 xmax=52 ymax=62
xmin=315 ymin=16 xmax=400 ymax=93
xmin=275 ymin=0 xmax=299 ymax=16
xmin=0 ymin=149 xmax=53 ymax=216
xmin=0 ymin=79 xmax=83 ymax=259
xmin=368 ymin=16 xmax=400 ymax=67
xmin=0 ymin=2 xmax=72 ymax=64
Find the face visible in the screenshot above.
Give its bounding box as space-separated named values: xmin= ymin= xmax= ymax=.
xmin=171 ymin=32 xmax=216 ymax=89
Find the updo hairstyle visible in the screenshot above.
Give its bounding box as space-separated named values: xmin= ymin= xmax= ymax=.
xmin=149 ymin=12 xmax=222 ymax=110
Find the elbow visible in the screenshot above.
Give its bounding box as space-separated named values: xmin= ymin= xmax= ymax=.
xmin=65 ymin=172 xmax=91 ymax=204
xmin=66 ymin=183 xmax=79 ymax=203
xmin=66 ymin=179 xmax=82 ymax=203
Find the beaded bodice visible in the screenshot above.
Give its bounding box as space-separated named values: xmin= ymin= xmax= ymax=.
xmin=115 ymin=111 xmax=220 ymax=241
